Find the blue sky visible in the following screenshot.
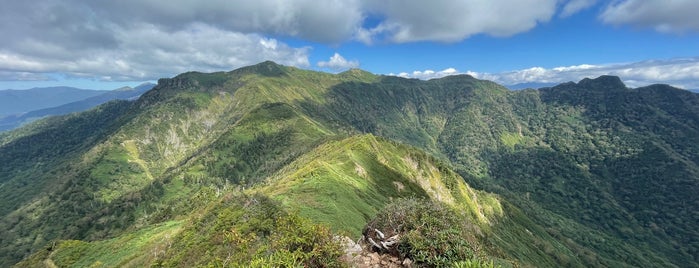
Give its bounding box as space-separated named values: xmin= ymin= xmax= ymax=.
xmin=1 ymin=0 xmax=698 ymax=90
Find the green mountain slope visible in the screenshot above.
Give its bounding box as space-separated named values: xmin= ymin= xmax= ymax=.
xmin=2 ymin=62 xmax=349 ymax=266
xmin=2 ymin=62 xmax=698 ymax=267
xmin=259 ymin=134 xmax=501 ymax=235
xmin=17 ymin=135 xmax=582 ymax=267
xmin=298 ymin=73 xmax=699 ymax=266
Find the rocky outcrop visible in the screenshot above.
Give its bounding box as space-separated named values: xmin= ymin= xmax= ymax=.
xmin=339 ymin=233 xmax=413 ymax=268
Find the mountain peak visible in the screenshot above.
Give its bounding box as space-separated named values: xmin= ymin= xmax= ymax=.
xmin=339 ymin=68 xmax=372 ymax=75
xmin=338 ymin=68 xmax=377 ymax=82
xmin=256 ymin=60 xmax=281 ymax=68
xmin=231 ymin=61 xmax=288 ymax=77
xmin=134 ymin=82 xmax=156 ymax=91
xmin=578 ymin=75 xmax=626 ymax=90
xmin=113 ymin=86 xmax=134 ymax=92
xmin=436 ymin=74 xmax=477 ymax=81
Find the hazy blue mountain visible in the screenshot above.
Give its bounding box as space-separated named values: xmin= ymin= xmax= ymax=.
xmin=0 ymin=87 xmax=106 ymax=116
xmin=0 ymin=83 xmax=154 ymax=131
xmin=505 ymin=81 xmax=558 ymax=90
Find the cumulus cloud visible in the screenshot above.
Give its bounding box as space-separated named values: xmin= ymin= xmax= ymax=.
xmin=600 ymin=0 xmax=699 ymax=33
xmin=360 ymin=0 xmax=559 ymax=43
xmin=392 ymin=58 xmax=699 ymax=89
xmin=317 ymin=53 xmax=360 ymax=71
xmin=0 ymin=22 xmax=310 ymax=81
xmin=391 ymin=68 xmax=458 ymax=80
xmin=80 ymin=0 xmax=364 ymax=44
xmin=0 ymin=1 xmax=326 ymax=82
xmin=2 ymin=0 xmax=683 ymax=82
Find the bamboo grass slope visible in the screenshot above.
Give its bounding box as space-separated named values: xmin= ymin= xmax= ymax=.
xmin=1 ymin=61 xmax=698 ymax=267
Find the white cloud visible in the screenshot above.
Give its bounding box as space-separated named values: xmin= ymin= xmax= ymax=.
xmin=70 ymin=0 xmax=594 ymax=45
xmin=392 ymin=58 xmax=699 ymax=89
xmin=79 ymin=0 xmax=365 ymax=44
xmin=0 ymin=0 xmax=344 ymax=82
xmin=600 ymin=0 xmax=699 ymax=33
xmin=359 ymin=0 xmax=560 ymax=43
xmin=0 ymin=0 xmax=689 ymax=82
xmin=561 ymin=0 xmax=598 ymax=17
xmin=0 ymin=71 xmax=51 ymax=81
xmin=0 ymin=23 xmax=310 ymax=81
xmin=317 ymin=53 xmax=359 ymax=71
xmin=391 ymin=68 xmax=458 ymax=80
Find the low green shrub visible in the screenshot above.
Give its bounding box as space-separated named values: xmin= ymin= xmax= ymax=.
xmin=452 ymin=259 xmax=498 ymax=268
xmin=364 ymin=198 xmax=484 ymax=267
xmin=156 ymin=193 xmax=346 ymax=267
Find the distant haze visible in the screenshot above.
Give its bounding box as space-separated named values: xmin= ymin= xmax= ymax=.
xmin=0 ymin=83 xmax=154 ymax=131
xmin=0 ymin=87 xmax=103 ymax=115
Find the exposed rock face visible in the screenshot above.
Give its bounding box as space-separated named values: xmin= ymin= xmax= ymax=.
xmin=340 ymin=235 xmax=412 ymax=268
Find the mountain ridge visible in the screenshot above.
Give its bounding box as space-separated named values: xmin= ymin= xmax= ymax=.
xmin=2 ymin=62 xmax=698 ymax=267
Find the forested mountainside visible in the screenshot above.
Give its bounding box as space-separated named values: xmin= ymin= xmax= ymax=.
xmin=2 ymin=62 xmax=697 ymax=267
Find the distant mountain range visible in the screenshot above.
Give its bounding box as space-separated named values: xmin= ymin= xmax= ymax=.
xmin=0 ymin=83 xmax=154 ymax=131
xmin=505 ymin=81 xmax=558 ymax=90
xmin=508 ymin=82 xmax=699 ymax=94
xmin=0 ymin=87 xmax=104 ymax=115
xmin=2 ymin=62 xmax=698 ymax=267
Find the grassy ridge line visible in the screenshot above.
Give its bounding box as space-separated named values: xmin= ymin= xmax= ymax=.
xmin=17 ymin=134 xmax=559 ymax=267
xmin=259 ymin=134 xmax=505 ymax=236
xmin=9 ymin=70 xmax=354 ymax=267
xmin=15 ymin=221 xmax=182 ymax=267
xmin=256 ymin=134 xmax=595 ymax=266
